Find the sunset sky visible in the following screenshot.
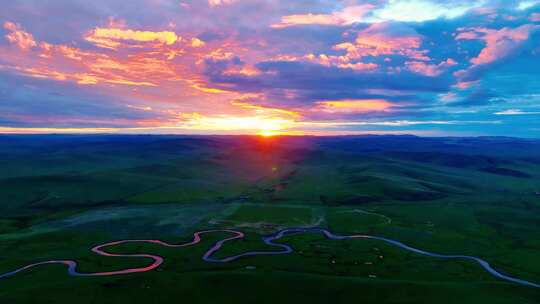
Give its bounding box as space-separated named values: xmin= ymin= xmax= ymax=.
xmin=1 ymin=0 xmax=539 ymax=136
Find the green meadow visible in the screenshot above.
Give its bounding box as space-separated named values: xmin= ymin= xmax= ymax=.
xmin=0 ymin=135 xmax=539 ymax=303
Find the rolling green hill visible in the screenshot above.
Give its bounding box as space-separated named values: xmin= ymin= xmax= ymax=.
xmin=0 ymin=135 xmax=539 ymax=303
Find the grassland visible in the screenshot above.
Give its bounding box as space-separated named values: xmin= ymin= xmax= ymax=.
xmin=0 ymin=135 xmax=539 ymax=303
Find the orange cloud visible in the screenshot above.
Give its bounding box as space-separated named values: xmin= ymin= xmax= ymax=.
xmin=315 ymin=99 xmax=394 ymax=113
xmin=231 ymin=100 xmax=301 ymax=118
xmin=190 ymin=82 xmax=232 ymax=94
xmin=0 ymin=64 xmax=158 ymax=87
xmin=0 ymin=21 xmax=287 ymax=130
xmin=191 ymin=37 xmax=206 ymax=48
xmin=85 ymin=27 xmax=181 ymax=49
xmin=0 ymin=21 xmax=202 ymax=89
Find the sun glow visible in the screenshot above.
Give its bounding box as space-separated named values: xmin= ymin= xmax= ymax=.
xmin=259 ymin=130 xmax=278 ymax=137
xmin=180 ymin=115 xmax=295 ymax=134
xmin=316 ymin=99 xmax=393 ymax=113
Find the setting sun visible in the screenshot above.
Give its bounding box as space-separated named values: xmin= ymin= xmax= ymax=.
xmin=180 ymin=115 xmax=294 ymax=135
xmin=259 ymin=130 xmax=278 ymax=137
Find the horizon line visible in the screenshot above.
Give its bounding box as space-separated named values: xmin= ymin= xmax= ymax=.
xmin=0 ymin=132 xmax=538 ymax=140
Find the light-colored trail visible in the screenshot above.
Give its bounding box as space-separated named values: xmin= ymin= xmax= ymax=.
xmin=336 ymin=209 xmax=392 ymax=225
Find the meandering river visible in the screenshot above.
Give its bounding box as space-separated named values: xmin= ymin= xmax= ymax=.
xmin=1 ymin=227 xmax=539 ymax=289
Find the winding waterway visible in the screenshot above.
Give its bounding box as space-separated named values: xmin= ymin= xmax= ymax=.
xmin=1 ymin=227 xmax=539 ymax=289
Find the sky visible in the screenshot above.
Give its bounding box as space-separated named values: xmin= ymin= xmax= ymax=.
xmin=0 ymin=0 xmax=539 ymax=137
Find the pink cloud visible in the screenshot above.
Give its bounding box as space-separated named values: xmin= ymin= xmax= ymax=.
xmin=297 ymin=22 xmax=447 ymax=74
xmin=314 ymin=99 xmax=394 ymax=113
xmin=303 ymin=53 xmax=378 ymax=71
xmin=208 ymin=0 xmax=236 ymax=7
xmin=406 ymin=58 xmax=457 ymax=76
xmin=0 ymin=19 xmax=284 ymax=129
xmin=338 ymin=23 xmax=426 ymax=60
xmin=530 ymin=13 xmax=540 ymax=22
xmin=0 ymin=19 xmax=262 ymax=124
xmin=336 ymin=62 xmax=379 ymax=71
xmin=439 ymin=92 xmax=458 ymax=102
xmin=456 ymin=24 xmax=539 ymax=66
xmin=3 ymin=21 xmax=37 ymax=50
xmin=0 ymin=21 xmax=221 ymax=90
xmin=454 ymin=30 xmax=481 ymax=40
xmin=453 ymin=80 xmax=480 ymax=90
xmin=272 ymin=5 xmax=374 ymax=28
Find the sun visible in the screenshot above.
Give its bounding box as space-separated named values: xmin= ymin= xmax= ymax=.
xmin=259 ymin=130 xmax=278 ymax=137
